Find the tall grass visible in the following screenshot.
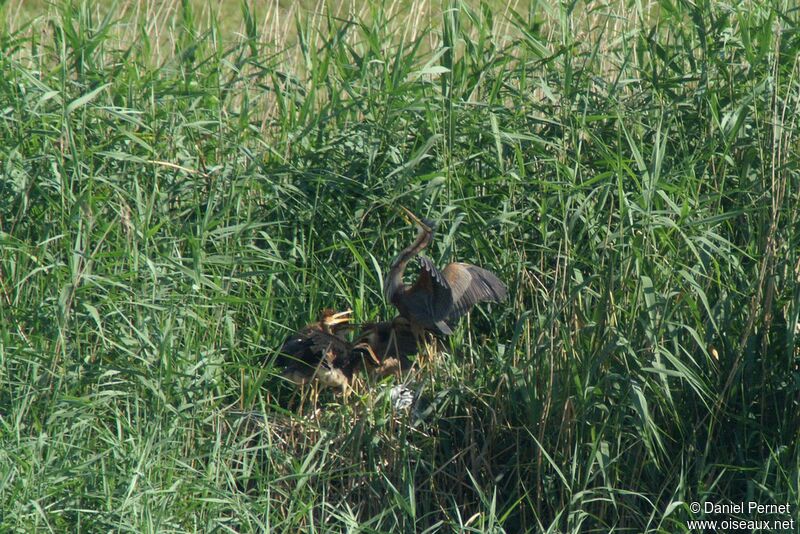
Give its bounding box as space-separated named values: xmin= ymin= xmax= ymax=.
xmin=1 ymin=0 xmax=798 ymax=531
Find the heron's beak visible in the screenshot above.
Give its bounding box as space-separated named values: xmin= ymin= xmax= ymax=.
xmin=326 ymin=309 xmax=353 ymax=326
xmin=398 ymin=206 xmax=432 ymax=232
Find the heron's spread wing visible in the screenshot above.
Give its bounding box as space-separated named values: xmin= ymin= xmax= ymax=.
xmin=442 ymin=263 xmax=507 ymax=322
xmin=402 ymin=255 xmax=454 ymax=332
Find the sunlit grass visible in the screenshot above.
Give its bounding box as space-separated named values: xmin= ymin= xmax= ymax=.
xmin=1 ymin=0 xmax=798 ymax=531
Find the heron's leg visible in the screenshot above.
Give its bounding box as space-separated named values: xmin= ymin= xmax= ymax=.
xmin=298 ymin=384 xmax=306 ymax=416
xmin=411 ymin=327 xmax=425 ymax=365
xmin=425 ymin=332 xmax=436 ymax=362
xmin=378 ymin=328 xmax=402 ymax=377
xmin=310 ymin=379 xmax=322 ymax=418
xmin=390 ymin=328 xmax=417 ymax=377
xmin=428 ymin=331 xmax=441 ymax=360
xmin=388 ymin=328 xmax=405 ymax=374
xmin=412 ymin=326 xmax=436 ymax=368
xmin=387 ymin=328 xmax=397 ymax=360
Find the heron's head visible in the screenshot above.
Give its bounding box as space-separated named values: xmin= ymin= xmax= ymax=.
xmin=319 ymin=309 xmax=353 ymax=327
xmin=398 ymin=206 xmax=437 ymax=232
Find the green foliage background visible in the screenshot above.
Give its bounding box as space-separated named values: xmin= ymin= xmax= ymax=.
xmin=1 ymin=0 xmax=798 ymax=531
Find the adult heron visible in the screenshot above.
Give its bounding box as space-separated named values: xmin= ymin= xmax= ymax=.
xmin=383 ymin=207 xmax=507 ymax=337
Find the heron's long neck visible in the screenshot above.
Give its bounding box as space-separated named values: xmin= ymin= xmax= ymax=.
xmin=384 ymin=227 xmax=432 ymax=301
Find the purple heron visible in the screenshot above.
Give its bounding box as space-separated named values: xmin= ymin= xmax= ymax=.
xmin=383 ymin=207 xmax=507 ymax=337
xmin=277 ymin=309 xmax=355 ymax=390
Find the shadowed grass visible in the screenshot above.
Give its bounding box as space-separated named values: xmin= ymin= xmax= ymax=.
xmin=1 ymin=0 xmax=798 ymax=531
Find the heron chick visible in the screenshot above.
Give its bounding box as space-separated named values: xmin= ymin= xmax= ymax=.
xmin=277 ymin=309 xmax=355 ymax=390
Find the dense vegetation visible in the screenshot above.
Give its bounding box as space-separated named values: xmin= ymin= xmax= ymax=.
xmin=1 ymin=0 xmax=798 ymax=531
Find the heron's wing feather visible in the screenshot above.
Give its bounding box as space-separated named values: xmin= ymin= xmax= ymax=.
xmin=442 ymin=263 xmax=507 ymax=322
xmin=407 ymin=255 xmax=454 ymax=325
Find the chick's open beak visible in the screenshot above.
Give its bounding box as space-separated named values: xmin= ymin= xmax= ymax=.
xmin=326 ymin=309 xmax=352 ymax=326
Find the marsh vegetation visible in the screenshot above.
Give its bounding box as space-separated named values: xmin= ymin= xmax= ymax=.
xmin=1 ymin=0 xmax=798 ymax=531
